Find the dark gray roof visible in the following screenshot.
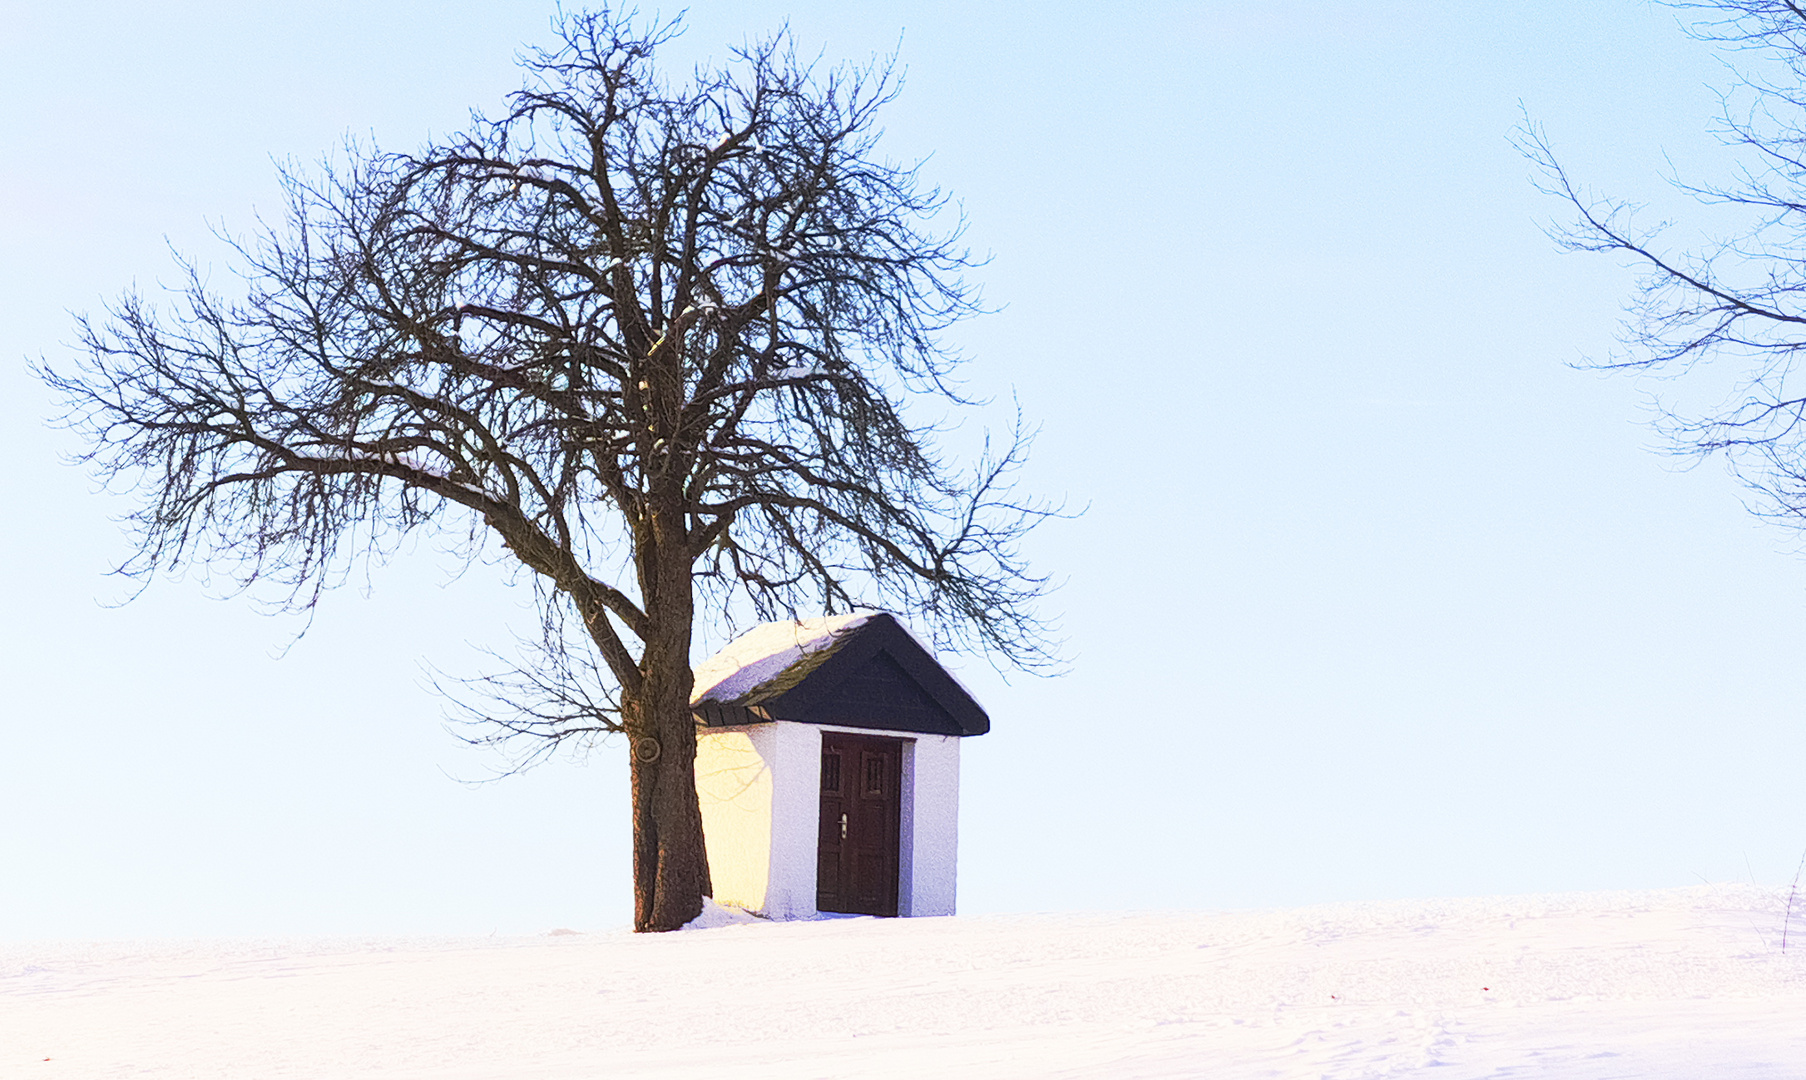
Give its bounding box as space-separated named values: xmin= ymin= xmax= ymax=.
xmin=691 ymin=613 xmax=989 ymax=737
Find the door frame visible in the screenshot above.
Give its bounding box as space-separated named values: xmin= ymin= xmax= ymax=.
xmin=815 ymin=730 xmax=910 ymax=917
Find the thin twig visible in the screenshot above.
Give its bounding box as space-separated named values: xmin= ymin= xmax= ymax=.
xmin=1782 ymin=847 xmax=1806 ymax=952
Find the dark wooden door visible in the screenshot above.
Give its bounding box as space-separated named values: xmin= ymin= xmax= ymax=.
xmin=817 ymin=732 xmax=903 ymax=917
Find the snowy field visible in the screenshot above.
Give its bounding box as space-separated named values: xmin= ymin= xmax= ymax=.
xmin=5 ymin=885 xmax=1805 ymax=1079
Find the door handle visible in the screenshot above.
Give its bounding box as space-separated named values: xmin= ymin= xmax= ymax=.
xmin=840 ymin=812 xmax=848 ymax=841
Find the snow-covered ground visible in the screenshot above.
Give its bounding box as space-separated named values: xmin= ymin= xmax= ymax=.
xmin=5 ymin=885 xmax=1805 ymax=1079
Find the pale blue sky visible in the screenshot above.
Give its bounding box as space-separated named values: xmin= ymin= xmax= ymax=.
xmin=6 ymin=1 xmax=1805 ymax=936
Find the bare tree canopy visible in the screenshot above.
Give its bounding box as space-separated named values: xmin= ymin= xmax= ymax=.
xmin=1520 ymin=0 xmax=1806 ymax=532
xmin=38 ymin=10 xmax=1056 ymax=932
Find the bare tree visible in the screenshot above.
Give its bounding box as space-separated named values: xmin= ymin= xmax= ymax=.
xmin=1520 ymin=1 xmax=1806 ymax=532
xmin=38 ymin=11 xmax=1055 ymax=932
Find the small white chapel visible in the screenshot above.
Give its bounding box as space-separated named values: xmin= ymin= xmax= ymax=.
xmin=689 ymin=612 xmax=990 ymax=920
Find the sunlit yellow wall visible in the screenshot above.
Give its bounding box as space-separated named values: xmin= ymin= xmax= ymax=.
xmin=694 ymin=728 xmax=775 ymax=912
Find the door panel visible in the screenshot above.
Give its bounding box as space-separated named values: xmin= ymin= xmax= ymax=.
xmin=816 ymin=733 xmax=903 ymax=916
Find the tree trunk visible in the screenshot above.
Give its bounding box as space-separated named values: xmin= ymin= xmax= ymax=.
xmin=626 ymin=690 xmax=712 ymax=930
xmin=626 ymin=525 xmax=712 ymax=932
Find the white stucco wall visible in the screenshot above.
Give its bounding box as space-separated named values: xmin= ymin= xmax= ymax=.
xmin=897 ymin=731 xmax=960 ymax=917
xmin=763 ymin=721 xmax=829 ymax=920
xmin=695 ymin=721 xmax=962 ymax=919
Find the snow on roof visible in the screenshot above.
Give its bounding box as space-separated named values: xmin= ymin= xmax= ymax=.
xmin=690 ymin=612 xmax=877 ymax=706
